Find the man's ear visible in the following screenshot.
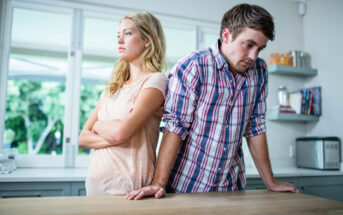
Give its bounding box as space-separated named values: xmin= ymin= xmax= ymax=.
xmin=221 ymin=28 xmax=231 ymax=44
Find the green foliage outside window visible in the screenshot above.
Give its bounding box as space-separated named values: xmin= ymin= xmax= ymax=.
xmin=4 ymin=79 xmax=104 ymax=155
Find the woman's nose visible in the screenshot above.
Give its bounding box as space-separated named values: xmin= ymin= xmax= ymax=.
xmin=117 ymin=35 xmax=124 ymax=44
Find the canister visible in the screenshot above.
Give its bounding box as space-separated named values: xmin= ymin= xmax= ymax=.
xmin=278 ymin=85 xmax=289 ymax=106
xmin=290 ymin=50 xmax=305 ymax=67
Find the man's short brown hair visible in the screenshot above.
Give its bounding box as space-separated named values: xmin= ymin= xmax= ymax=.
xmin=220 ymin=4 xmax=275 ymax=41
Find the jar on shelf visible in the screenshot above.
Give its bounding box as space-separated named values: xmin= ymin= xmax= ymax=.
xmin=268 ymin=53 xmax=281 ymax=65
xmin=280 ymin=53 xmax=293 ymax=66
xmin=277 ymin=85 xmax=289 ymax=106
xmin=290 ymin=50 xmax=307 ymax=67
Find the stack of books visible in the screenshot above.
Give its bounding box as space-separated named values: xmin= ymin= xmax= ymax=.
xmin=289 ymin=86 xmax=321 ymax=115
xmin=269 ymin=105 xmax=296 ymax=114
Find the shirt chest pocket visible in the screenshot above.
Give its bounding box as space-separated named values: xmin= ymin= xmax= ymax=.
xmin=228 ymin=86 xmax=257 ymax=125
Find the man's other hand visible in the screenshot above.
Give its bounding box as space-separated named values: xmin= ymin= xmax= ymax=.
xmin=268 ymin=180 xmax=299 ymax=193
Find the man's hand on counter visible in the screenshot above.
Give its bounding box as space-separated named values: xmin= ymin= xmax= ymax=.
xmin=126 ymin=184 xmax=165 ymax=200
xmin=267 ymin=180 xmax=299 ymax=193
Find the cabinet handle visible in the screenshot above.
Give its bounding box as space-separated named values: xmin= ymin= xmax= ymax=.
xmin=2 ymin=194 xmax=42 ymax=198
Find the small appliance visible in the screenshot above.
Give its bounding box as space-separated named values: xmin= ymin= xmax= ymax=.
xmin=296 ymin=136 xmax=341 ymax=170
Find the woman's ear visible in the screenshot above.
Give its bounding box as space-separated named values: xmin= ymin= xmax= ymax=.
xmin=145 ymin=40 xmax=150 ymax=48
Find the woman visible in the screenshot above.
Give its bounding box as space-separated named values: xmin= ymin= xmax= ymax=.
xmin=78 ymin=12 xmax=167 ymax=195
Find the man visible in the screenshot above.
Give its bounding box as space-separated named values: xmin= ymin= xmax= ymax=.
xmin=127 ymin=3 xmax=298 ymax=200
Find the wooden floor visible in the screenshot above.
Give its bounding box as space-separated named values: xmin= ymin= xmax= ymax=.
xmin=0 ymin=190 xmax=343 ymax=215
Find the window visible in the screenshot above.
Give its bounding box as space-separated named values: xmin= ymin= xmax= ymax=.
xmin=164 ymin=26 xmax=196 ymax=65
xmin=79 ymin=16 xmax=119 ymax=155
xmin=4 ymin=7 xmax=71 ymax=157
xmin=202 ymin=31 xmax=219 ymax=49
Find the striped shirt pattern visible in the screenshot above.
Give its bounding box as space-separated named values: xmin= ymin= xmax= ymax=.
xmin=163 ymin=40 xmax=268 ymax=193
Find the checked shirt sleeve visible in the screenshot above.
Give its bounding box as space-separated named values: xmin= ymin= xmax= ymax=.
xmin=244 ymin=60 xmax=268 ymax=137
xmin=162 ymin=57 xmax=200 ymax=141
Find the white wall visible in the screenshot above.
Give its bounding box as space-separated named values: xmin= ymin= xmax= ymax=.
xmin=304 ymin=0 xmax=343 ymax=154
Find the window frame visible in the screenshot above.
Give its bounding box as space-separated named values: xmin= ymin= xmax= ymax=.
xmin=0 ymin=1 xmax=75 ymax=167
xmin=198 ymin=26 xmax=220 ymax=49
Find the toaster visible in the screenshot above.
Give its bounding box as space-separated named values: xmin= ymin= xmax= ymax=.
xmin=296 ymin=137 xmax=341 ymax=170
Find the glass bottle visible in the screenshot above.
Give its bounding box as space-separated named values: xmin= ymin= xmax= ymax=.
xmin=278 ymin=85 xmax=289 ymax=107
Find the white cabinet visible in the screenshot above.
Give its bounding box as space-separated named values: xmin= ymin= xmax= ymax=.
xmin=0 ymin=181 xmax=86 ymax=198
xmin=246 ymin=175 xmax=343 ymax=202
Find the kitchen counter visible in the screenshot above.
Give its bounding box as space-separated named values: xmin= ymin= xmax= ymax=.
xmin=1 ymin=167 xmax=343 ymax=182
xmin=0 ymin=167 xmax=87 ymax=182
xmin=0 ymin=190 xmax=343 ymax=215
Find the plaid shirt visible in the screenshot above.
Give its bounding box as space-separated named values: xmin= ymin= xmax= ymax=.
xmin=163 ymin=40 xmax=268 ymax=192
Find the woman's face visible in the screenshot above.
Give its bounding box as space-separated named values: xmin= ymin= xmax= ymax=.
xmin=117 ymin=19 xmax=148 ymax=62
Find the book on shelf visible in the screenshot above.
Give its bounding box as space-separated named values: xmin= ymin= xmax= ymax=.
xmin=289 ymin=92 xmax=302 ymax=114
xmin=270 ymin=105 xmax=296 ymax=114
xmin=289 ymin=86 xmax=321 ymax=116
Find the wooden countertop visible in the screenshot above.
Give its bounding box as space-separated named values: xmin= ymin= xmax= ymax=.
xmin=0 ymin=190 xmax=343 ymax=215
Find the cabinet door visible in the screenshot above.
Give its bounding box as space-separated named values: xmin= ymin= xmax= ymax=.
xmin=246 ymin=177 xmax=299 ymax=190
xmin=245 ymin=178 xmax=266 ymax=190
xmin=275 ymin=177 xmax=300 ymax=190
xmin=299 ymin=176 xmax=343 ymax=202
xmin=71 ymin=182 xmax=86 ymax=196
xmin=0 ymin=182 xmax=71 ymax=198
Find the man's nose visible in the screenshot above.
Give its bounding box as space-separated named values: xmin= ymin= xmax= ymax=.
xmin=248 ymin=50 xmax=258 ymax=61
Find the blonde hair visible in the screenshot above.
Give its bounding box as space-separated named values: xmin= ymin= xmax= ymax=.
xmin=106 ymin=12 xmax=166 ymax=96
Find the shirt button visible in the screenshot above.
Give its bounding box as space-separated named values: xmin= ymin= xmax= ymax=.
xmin=218 ymin=168 xmax=221 ymax=170
xmin=223 ymin=148 xmax=227 ymax=151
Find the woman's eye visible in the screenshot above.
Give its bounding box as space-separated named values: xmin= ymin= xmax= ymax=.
xmin=125 ymin=32 xmax=132 ymax=36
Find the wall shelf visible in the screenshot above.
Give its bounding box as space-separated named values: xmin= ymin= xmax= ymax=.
xmin=268 ymin=65 xmax=317 ymax=77
xmin=267 ymin=64 xmax=320 ymax=122
xmin=266 ymin=110 xmax=319 ymax=122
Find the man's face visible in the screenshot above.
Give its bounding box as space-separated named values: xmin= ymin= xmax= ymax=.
xmin=220 ymin=27 xmax=268 ymax=74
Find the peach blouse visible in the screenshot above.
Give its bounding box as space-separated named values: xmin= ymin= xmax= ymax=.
xmin=86 ymin=72 xmax=168 ymax=195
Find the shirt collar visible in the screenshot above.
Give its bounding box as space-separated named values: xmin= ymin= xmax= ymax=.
xmin=212 ymin=39 xmax=227 ymax=70
xmin=212 ymin=39 xmax=251 ymax=77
